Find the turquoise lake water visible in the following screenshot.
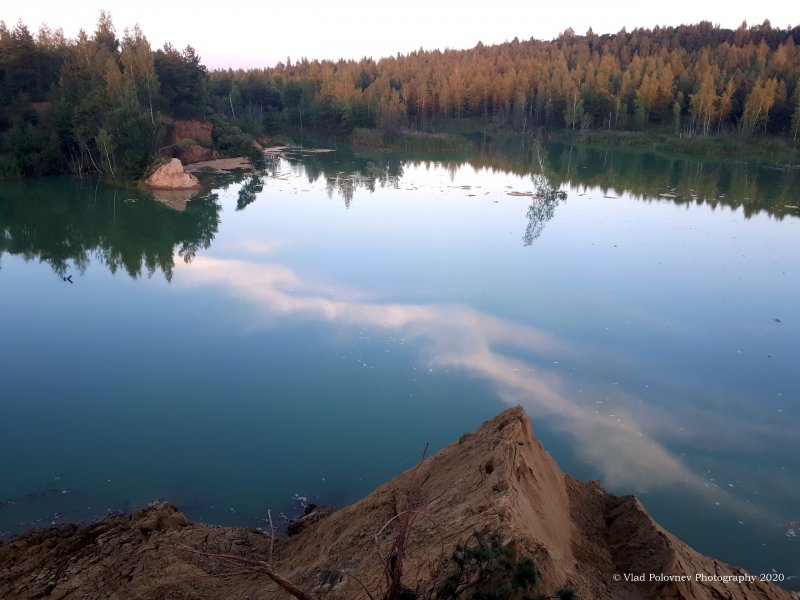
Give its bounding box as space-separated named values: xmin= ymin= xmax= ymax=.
xmin=1 ymin=141 xmax=798 ymax=585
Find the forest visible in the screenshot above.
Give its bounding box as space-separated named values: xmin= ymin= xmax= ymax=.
xmin=217 ymin=21 xmax=800 ymax=139
xmin=1 ymin=13 xmax=799 ymax=179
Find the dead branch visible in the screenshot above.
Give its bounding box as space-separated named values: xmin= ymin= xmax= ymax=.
xmin=383 ymin=442 xmax=429 ymax=600
xmin=409 ymin=510 xmax=448 ymax=588
xmin=176 ymin=546 xmax=319 ymax=600
xmin=336 ymin=570 xmax=376 ymax=600
xmin=267 ymin=509 xmax=276 ymax=567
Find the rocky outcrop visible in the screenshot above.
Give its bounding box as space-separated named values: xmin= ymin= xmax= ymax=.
xmin=0 ymin=503 xmax=269 ymax=600
xmin=1 ymin=409 xmax=796 ymax=600
xmin=145 ymin=158 xmax=201 ymax=190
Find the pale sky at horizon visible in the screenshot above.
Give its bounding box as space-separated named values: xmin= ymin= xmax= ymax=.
xmin=4 ymin=1 xmax=797 ymax=69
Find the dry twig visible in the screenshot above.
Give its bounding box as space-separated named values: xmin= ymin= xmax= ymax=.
xmin=175 ymin=546 xmax=319 ymax=600
xmin=380 ymin=442 xmax=429 ymax=600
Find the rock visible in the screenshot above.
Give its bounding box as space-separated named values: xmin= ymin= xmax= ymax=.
xmin=135 ymin=516 xmax=159 ymax=534
xmin=145 ymin=159 xmax=200 ymax=190
xmin=132 ymin=502 xmax=188 ymax=533
xmin=162 ymin=512 xmax=188 ymax=529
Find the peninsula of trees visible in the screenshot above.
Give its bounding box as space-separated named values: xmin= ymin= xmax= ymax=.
xmin=1 ymin=14 xmax=799 ymax=179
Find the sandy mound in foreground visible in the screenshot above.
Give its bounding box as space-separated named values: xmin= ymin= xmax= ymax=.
xmin=1 ymin=408 xmax=795 ymax=599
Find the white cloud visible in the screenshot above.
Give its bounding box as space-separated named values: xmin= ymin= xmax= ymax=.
xmin=175 ymin=253 xmax=755 ymax=511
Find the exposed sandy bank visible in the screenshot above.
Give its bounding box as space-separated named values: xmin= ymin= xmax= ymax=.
xmin=184 ymin=157 xmax=253 ymax=171
xmin=145 ymin=158 xmax=201 ymax=190
xmin=1 ymin=408 xmax=795 ymax=599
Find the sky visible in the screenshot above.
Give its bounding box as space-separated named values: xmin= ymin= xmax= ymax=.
xmin=4 ymin=0 xmax=797 ymax=69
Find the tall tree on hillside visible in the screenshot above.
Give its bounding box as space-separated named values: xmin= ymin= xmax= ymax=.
xmin=120 ymin=25 xmax=158 ymax=125
xmin=741 ymin=77 xmax=779 ymax=135
xmin=51 ymin=12 xmax=158 ymax=178
xmin=0 ymin=21 xmax=52 ymax=101
xmin=791 ymin=83 xmax=800 ymax=141
xmin=716 ymin=79 xmax=736 ymax=133
xmin=93 ymin=10 xmax=118 ymax=55
xmin=635 ymin=73 xmax=659 ymax=127
xmin=564 ymin=88 xmax=584 ymax=129
xmin=690 ymin=75 xmax=718 ymax=135
xmin=55 ymin=27 xmax=115 ymax=173
xmin=154 ymin=43 xmax=208 ymax=118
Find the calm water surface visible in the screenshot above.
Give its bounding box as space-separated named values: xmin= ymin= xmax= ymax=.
xmin=1 ymin=141 xmax=798 ymax=584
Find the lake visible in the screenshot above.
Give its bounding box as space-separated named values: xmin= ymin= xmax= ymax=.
xmin=1 ymin=140 xmax=798 ymax=585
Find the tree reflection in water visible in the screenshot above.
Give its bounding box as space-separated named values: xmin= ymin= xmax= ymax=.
xmin=0 ymin=176 xmax=221 ymax=281
xmin=236 ymin=175 xmax=264 ymax=211
xmin=523 ymin=142 xmax=568 ymax=246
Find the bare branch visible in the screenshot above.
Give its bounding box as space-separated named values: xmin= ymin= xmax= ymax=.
xmin=175 ymin=546 xmax=319 ymax=600
xmin=383 ymin=442 xmax=429 ymax=600
xmin=267 ymin=509 xmax=276 ymax=567
xmin=337 ymin=570 xmax=377 ymax=600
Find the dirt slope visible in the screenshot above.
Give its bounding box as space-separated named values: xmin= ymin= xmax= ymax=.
xmin=1 ymin=408 xmax=795 ymax=600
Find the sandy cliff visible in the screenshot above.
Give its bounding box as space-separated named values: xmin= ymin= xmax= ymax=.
xmin=0 ymin=408 xmax=794 ymax=599
xmin=163 ymin=119 xmax=223 ymax=164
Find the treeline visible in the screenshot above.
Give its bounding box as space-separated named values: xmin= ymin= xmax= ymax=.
xmin=210 ymin=21 xmax=800 ymax=140
xmin=0 ymin=12 xmax=217 ymax=179
xmin=3 ymin=16 xmax=800 ymax=181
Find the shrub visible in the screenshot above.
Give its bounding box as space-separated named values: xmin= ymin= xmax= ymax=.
xmin=436 ymin=532 xmax=539 ymax=600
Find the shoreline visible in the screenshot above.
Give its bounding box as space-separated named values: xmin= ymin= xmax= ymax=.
xmin=2 ymin=408 xmax=796 ymax=599
xmin=553 ymin=129 xmax=800 ymax=164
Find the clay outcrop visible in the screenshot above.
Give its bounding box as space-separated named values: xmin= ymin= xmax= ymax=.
xmin=163 ymin=119 xmax=221 ymax=164
xmin=169 ymin=120 xmax=213 ymax=147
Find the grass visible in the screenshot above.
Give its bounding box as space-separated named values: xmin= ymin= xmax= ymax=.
xmin=274 ymin=120 xmax=800 ymax=166
xmin=556 ymin=129 xmax=800 ymax=163
xmin=0 ymin=155 xmax=22 ymax=180
xmin=270 ymin=133 xmax=297 ymax=146
xmin=350 ymin=128 xmax=473 ymax=153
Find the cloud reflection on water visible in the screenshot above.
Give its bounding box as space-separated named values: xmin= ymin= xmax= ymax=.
xmin=176 ymin=255 xmax=760 ymax=516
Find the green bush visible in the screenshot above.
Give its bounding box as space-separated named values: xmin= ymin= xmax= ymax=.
xmin=211 ymin=116 xmax=260 ymax=161
xmin=436 ymin=532 xmax=538 ymax=599
xmin=431 ymin=532 xmax=576 ymax=600
xmin=0 ymin=155 xmax=22 ymax=179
